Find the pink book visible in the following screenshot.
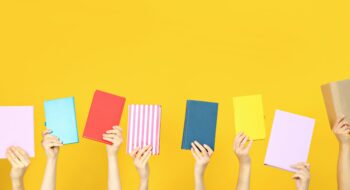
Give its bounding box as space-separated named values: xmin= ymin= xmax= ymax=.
xmin=264 ymin=110 xmax=315 ymax=172
xmin=0 ymin=106 xmax=35 ymax=159
xmin=127 ymin=104 xmax=161 ymax=155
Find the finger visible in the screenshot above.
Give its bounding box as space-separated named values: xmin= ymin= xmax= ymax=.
xmin=15 ymin=147 xmax=30 ymax=164
xmin=7 ymin=149 xmax=22 ymax=167
xmin=105 ymin=130 xmax=117 ymax=134
xmin=42 ymin=129 xmax=53 ymax=136
xmin=304 ymin=163 xmax=310 ymax=171
xmin=336 ymin=116 xmax=346 ymax=126
xmin=44 ymin=134 xmax=60 ymax=141
xmin=103 ymin=133 xmax=117 ymax=138
xmin=103 ymin=137 xmax=115 ymax=143
xmin=339 ymin=121 xmax=349 ymax=128
xmin=6 ymin=152 xmax=17 ymax=166
xmin=45 ymin=138 xmax=63 ymax=146
xmin=137 ymin=146 xmax=149 ymax=159
xmin=290 ymin=163 xmax=308 ymax=170
xmin=191 ymin=148 xmax=200 ymax=160
xmin=240 ymin=135 xmax=248 ymax=148
xmin=113 ymin=125 xmax=123 ymax=132
xmin=234 ymin=133 xmax=242 ymax=150
xmin=344 ymin=128 xmax=350 ymax=134
xmin=245 ymin=139 xmax=253 ymax=151
xmin=130 ymin=147 xmax=140 ymax=158
xmin=292 ymin=173 xmax=302 ymax=180
xmin=141 ymin=146 xmax=152 ymax=162
xmin=191 ymin=143 xmax=202 ymax=157
xmin=13 ymin=151 xmax=29 ymax=166
xmin=194 ymin=141 xmax=206 ymax=154
xmin=203 ymin=144 xmax=214 ymax=156
xmin=235 ymin=133 xmax=246 ymax=149
xmin=47 ymin=142 xmax=63 ymax=148
xmin=141 ymin=150 xmax=152 ymax=164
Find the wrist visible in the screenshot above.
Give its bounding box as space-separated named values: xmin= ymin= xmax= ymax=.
xmin=298 ymin=179 xmax=310 ymax=190
xmin=47 ymin=157 xmax=58 ymax=165
xmin=194 ymin=165 xmax=205 ymax=178
xmin=140 ymin=174 xmax=149 ymax=182
xmin=239 ymin=159 xmax=251 ymax=166
xmin=107 ymin=152 xmax=118 ymax=159
xmin=238 ymin=156 xmax=251 ymax=165
xmin=11 ymin=178 xmax=24 ymax=188
xmin=340 ymin=143 xmax=350 ymax=148
xmin=10 ymin=174 xmax=24 ymax=181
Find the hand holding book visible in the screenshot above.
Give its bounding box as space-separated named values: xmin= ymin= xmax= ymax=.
xmin=332 ymin=116 xmax=350 ymax=145
xmin=291 ymin=162 xmax=311 ymax=190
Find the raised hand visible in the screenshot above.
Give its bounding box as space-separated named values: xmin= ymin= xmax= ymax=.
xmin=41 ymin=129 xmax=62 ymax=160
xmin=40 ymin=129 xmax=62 ymax=190
xmin=291 ymin=163 xmax=311 ymax=190
xmin=191 ymin=141 xmax=213 ymax=190
xmin=233 ymin=132 xmax=253 ymax=190
xmin=104 ymin=125 xmax=123 ymax=190
xmin=131 ymin=145 xmax=152 ymax=190
xmin=233 ymin=132 xmax=253 ymax=164
xmin=6 ymin=146 xmax=31 ymax=185
xmin=104 ymin=125 xmax=123 ymax=156
xmin=333 ymin=116 xmax=350 ymax=144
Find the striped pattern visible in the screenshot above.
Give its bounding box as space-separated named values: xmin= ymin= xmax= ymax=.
xmin=127 ymin=104 xmax=161 ymax=155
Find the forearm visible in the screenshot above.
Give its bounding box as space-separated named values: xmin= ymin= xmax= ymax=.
xmin=11 ymin=178 xmax=24 ymax=190
xmin=108 ymin=155 xmax=122 ymax=190
xmin=338 ymin=144 xmax=350 ymax=190
xmin=41 ymin=158 xmax=57 ymax=190
xmin=236 ymin=162 xmax=251 ymax=190
xmin=138 ymin=177 xmax=149 ymax=190
xmin=194 ymin=167 xmax=205 ymax=190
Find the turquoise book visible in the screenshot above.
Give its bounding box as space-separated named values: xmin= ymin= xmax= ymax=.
xmin=44 ymin=97 xmax=79 ymax=144
xmin=181 ymin=100 xmax=219 ymax=151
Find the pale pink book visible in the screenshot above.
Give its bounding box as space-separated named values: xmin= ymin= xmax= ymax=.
xmin=264 ymin=110 xmax=315 ymax=172
xmin=0 ymin=106 xmax=35 ymax=159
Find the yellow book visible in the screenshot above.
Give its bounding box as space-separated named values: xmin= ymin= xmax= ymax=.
xmin=233 ymin=95 xmax=266 ymax=140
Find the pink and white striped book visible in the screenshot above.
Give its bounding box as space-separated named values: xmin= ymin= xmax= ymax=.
xmin=127 ymin=104 xmax=162 ymax=155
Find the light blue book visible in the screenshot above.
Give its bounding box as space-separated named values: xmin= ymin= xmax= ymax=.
xmin=44 ymin=97 xmax=79 ymax=144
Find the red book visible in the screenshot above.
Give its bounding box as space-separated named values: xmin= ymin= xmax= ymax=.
xmin=83 ymin=90 xmax=126 ymax=144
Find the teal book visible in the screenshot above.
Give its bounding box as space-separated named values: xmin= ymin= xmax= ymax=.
xmin=181 ymin=100 xmax=219 ymax=150
xmin=44 ymin=97 xmax=79 ymax=144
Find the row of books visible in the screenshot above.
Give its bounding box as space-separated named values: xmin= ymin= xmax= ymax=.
xmin=0 ymin=78 xmax=349 ymax=173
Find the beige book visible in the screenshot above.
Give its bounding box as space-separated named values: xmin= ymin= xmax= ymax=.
xmin=321 ymin=79 xmax=350 ymax=128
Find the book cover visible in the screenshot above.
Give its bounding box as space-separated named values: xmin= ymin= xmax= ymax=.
xmin=83 ymin=90 xmax=126 ymax=144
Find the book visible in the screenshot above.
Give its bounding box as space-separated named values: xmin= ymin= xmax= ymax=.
xmin=127 ymin=104 xmax=161 ymax=155
xmin=0 ymin=106 xmax=35 ymax=159
xmin=233 ymin=94 xmax=265 ymax=140
xmin=321 ymin=78 xmax=350 ymax=128
xmin=264 ymin=110 xmax=315 ymax=172
xmin=181 ymin=100 xmax=219 ymax=151
xmin=44 ymin=97 xmax=79 ymax=144
xmin=83 ymin=90 xmax=126 ymax=144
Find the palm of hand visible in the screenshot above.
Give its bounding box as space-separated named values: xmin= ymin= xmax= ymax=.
xmin=46 ymin=146 xmax=59 ymax=158
xmin=195 ymin=155 xmax=210 ymax=167
xmin=333 ymin=128 xmax=350 ymax=144
xmin=107 ymin=138 xmax=122 ymax=153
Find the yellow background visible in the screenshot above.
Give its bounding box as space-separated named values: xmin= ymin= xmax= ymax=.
xmin=0 ymin=0 xmax=349 ymax=189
